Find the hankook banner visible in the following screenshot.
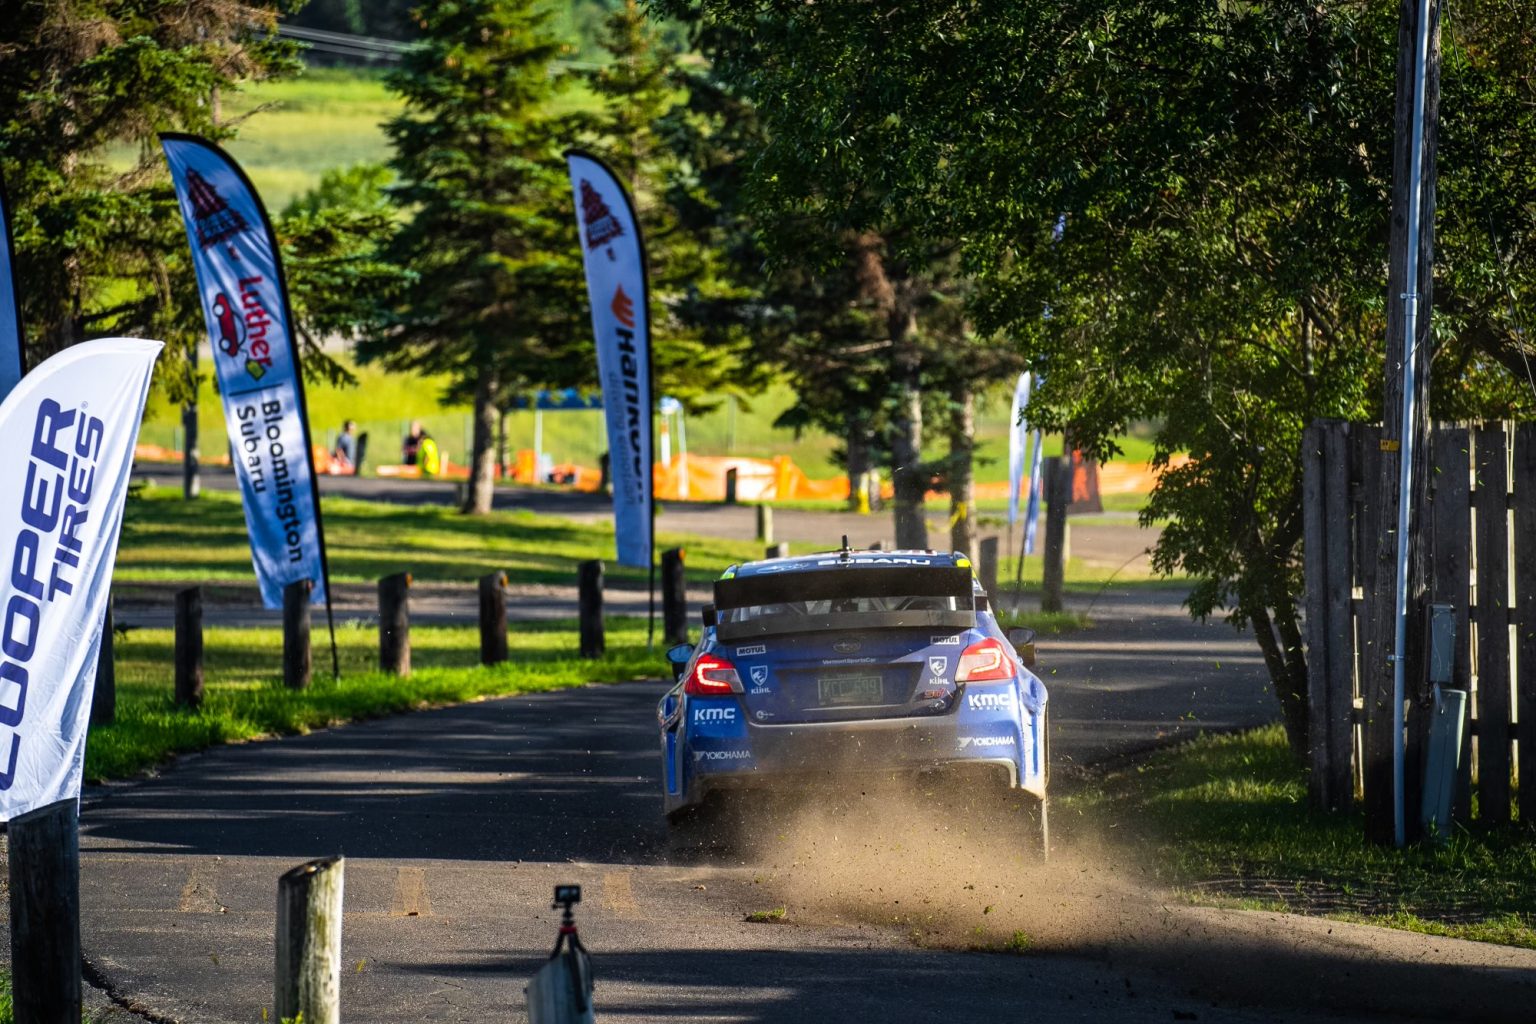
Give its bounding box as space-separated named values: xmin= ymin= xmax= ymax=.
xmin=161 ymin=134 xmax=329 ymax=609
xmin=0 ymin=173 xmax=23 ymax=402
xmin=564 ymin=150 xmax=653 ymax=570
xmin=0 ymin=337 xmax=161 ymax=818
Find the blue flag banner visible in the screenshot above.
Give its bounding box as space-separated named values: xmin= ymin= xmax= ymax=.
xmin=565 ymin=150 xmax=653 ymax=571
xmin=161 ymin=135 xmax=328 ymax=609
xmin=0 ymin=174 xmax=23 ymax=403
xmin=1007 ymin=372 xmax=1046 ymax=555
xmin=0 ymin=338 xmax=161 ymax=818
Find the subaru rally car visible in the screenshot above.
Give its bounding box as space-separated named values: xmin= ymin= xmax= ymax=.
xmin=658 ymin=544 xmax=1049 ymax=850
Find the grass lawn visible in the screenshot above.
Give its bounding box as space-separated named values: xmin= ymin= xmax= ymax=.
xmin=90 ymin=618 xmax=662 ymax=781
xmin=118 ymin=488 xmax=764 ymax=588
xmin=1065 ymin=724 xmax=1536 ymax=948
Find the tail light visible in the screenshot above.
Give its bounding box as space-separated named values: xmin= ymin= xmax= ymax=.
xmin=684 ymin=653 xmax=743 ymax=695
xmin=957 ymin=638 xmax=1014 ymax=683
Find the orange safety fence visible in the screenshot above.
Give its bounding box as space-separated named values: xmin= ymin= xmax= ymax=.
xmin=134 ymin=442 xmax=1182 ymax=499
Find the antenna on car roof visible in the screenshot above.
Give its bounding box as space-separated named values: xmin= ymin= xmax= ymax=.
xmin=839 ymin=535 xmax=852 ymax=560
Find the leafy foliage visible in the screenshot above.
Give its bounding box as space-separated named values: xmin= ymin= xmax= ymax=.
xmin=660 ymin=0 xmax=1536 ymax=752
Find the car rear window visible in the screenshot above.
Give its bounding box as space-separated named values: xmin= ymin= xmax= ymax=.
xmin=713 ymin=565 xmax=975 ymax=640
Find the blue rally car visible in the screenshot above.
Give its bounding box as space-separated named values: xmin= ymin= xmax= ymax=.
xmin=657 ymin=543 xmax=1049 ymax=851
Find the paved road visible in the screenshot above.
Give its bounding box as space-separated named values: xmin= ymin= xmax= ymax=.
xmin=63 ymin=580 xmax=1536 ymax=1023
xmin=73 ymin=644 xmax=1535 ymax=1023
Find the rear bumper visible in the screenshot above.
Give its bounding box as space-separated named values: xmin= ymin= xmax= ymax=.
xmin=680 ymin=710 xmax=1044 ymax=809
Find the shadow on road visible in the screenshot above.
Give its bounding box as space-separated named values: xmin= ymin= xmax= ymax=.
xmin=85 ymin=684 xmax=673 ymax=865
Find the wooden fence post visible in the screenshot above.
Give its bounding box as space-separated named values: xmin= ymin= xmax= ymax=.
xmin=480 ymin=571 xmax=509 ymax=666
xmin=756 ymin=504 xmax=773 ymax=544
xmin=766 ymin=542 xmax=789 ymax=560
xmin=283 ymin=580 xmax=313 ymax=690
xmin=378 ymin=573 xmax=411 ymax=676
xmin=1352 ymin=424 xmax=1397 ymax=841
xmin=1303 ymin=422 xmax=1335 ymax=809
xmin=275 ymin=856 xmax=344 ymax=1024
xmin=724 ymin=467 xmax=738 ymax=505
xmin=578 ymin=560 xmax=605 ymax=659
xmin=662 ymin=548 xmax=688 ymax=646
xmin=92 ymin=597 xmax=116 ymax=726
xmin=1430 ymin=425 xmax=1473 ymax=825
xmin=175 ymin=585 xmax=204 ymax=708
xmin=9 ymin=799 xmax=81 ymax=1024
xmin=1041 ymin=457 xmax=1069 ymax=613
xmin=1514 ymin=423 xmax=1536 ymax=826
xmin=978 ymin=537 xmax=1000 ymax=601
xmin=1475 ymin=423 xmax=1513 ymax=823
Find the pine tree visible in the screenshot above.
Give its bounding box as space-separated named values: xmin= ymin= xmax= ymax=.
xmin=582 ymin=1 xmax=771 ymax=415
xmin=365 ymin=0 xmax=585 ymax=514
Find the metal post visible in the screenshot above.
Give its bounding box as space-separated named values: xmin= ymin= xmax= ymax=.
xmin=1390 ymin=0 xmax=1437 ymax=849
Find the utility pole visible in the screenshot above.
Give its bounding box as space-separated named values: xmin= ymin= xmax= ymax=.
xmin=1366 ymin=0 xmax=1441 ymax=847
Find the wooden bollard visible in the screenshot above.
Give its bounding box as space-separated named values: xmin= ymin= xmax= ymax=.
xmin=724 ymin=467 xmax=739 ymax=505
xmin=91 ymin=598 xmax=116 ymax=726
xmin=275 ymin=856 xmax=344 ymax=1024
xmin=579 ymin=560 xmax=605 ymax=659
xmin=756 ymin=503 xmax=773 ymax=543
xmin=1042 ymin=458 xmax=1070 ymax=613
xmin=283 ymin=579 xmax=313 ymax=690
xmin=661 ymin=548 xmax=688 ymax=646
xmin=378 ymin=572 xmax=411 ymax=676
xmin=175 ymin=586 xmax=204 ymax=708
xmin=9 ymin=799 xmax=82 ymax=1024
xmin=979 ymin=536 xmax=1000 ymax=599
xmin=480 ymin=571 xmax=509 ymax=666
xmin=766 ymin=542 xmax=789 ymax=560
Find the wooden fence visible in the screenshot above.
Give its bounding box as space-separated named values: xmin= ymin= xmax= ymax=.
xmin=1302 ymin=420 xmax=1536 ymax=831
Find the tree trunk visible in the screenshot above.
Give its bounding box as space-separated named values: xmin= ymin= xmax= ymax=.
xmin=1251 ymin=604 xmax=1310 ymax=761
xmin=948 ymin=385 xmax=976 ymax=560
xmin=851 ymin=232 xmax=927 ymax=549
xmin=464 ymin=368 xmax=499 ymax=514
xmin=846 ymin=422 xmax=872 ymax=512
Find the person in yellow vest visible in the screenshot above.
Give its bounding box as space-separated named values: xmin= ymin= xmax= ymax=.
xmin=419 ymin=433 xmax=441 ymax=477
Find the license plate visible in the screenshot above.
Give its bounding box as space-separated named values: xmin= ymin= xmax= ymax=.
xmin=817 ymin=673 xmax=883 ymax=706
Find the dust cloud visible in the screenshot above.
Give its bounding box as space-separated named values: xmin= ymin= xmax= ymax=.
xmin=714 ymin=781 xmax=1166 ymax=955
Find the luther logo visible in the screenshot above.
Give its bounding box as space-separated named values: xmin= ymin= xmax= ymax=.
xmin=611 ymin=285 xmax=636 ymax=329
xmin=208 ymin=276 xmax=275 ymax=382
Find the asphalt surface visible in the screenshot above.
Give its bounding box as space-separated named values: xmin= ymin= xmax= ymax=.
xmin=63 ymin=579 xmax=1536 ymax=1022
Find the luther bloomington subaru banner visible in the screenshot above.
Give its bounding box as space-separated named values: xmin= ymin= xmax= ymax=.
xmin=0 ymin=338 xmax=161 ymax=818
xmin=161 ymin=134 xmax=327 ymax=608
xmin=0 ymin=174 xmax=23 ymax=402
xmin=565 ymin=150 xmax=653 ymax=570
